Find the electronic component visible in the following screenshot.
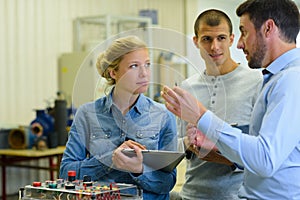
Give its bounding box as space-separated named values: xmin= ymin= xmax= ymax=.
xmin=21 ymin=177 xmax=142 ymax=200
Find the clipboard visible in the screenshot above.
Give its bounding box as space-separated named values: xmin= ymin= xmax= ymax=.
xmin=121 ymin=149 xmax=186 ymax=172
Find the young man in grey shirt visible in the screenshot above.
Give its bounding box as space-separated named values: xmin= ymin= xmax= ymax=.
xmin=171 ymin=9 xmax=263 ymax=200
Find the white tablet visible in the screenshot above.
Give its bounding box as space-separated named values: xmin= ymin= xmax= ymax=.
xmin=121 ymin=149 xmax=186 ymax=172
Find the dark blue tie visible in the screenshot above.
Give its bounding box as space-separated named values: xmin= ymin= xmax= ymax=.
xmin=262 ymin=69 xmax=270 ymax=75
xmin=262 ymin=69 xmax=271 ymax=85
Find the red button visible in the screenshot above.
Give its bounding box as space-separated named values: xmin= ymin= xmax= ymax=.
xmin=68 ymin=170 xmax=76 ymax=176
xmin=32 ymin=182 xmax=42 ymax=187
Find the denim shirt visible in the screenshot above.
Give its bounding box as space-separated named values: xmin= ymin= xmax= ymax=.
xmin=60 ymin=91 xmax=177 ymax=200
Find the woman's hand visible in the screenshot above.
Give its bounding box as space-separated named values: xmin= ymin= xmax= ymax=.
xmin=112 ymin=140 xmax=145 ymax=173
xmin=120 ymin=140 xmax=146 ymax=150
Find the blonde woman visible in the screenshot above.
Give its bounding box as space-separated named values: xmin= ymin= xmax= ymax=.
xmin=60 ymin=35 xmax=177 ymax=200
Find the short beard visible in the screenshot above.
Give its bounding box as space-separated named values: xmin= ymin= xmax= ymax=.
xmin=248 ymin=32 xmax=266 ymax=69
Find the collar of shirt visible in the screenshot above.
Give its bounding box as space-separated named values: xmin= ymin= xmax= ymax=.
xmin=103 ymin=87 xmax=144 ymax=115
xmin=264 ymin=48 xmax=300 ymax=75
xmin=203 ymin=65 xmax=242 ymax=79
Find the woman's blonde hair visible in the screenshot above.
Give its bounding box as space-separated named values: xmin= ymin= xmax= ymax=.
xmin=96 ymin=35 xmax=147 ymax=86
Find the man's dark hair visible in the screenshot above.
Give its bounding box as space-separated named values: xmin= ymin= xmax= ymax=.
xmin=236 ymin=0 xmax=300 ymax=43
xmin=194 ymin=9 xmax=233 ymax=37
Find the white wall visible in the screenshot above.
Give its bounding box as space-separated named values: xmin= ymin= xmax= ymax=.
xmin=186 ymin=0 xmax=300 ymax=74
xmin=184 ymin=0 xmax=248 ymax=77
xmin=0 ymin=0 xmax=197 ymax=126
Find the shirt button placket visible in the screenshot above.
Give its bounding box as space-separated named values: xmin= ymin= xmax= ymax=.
xmin=211 ymin=80 xmax=217 ymax=112
xmin=121 ymin=119 xmax=126 ymax=138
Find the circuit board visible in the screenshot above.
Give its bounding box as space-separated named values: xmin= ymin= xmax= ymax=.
xmin=21 ymin=179 xmax=142 ymax=200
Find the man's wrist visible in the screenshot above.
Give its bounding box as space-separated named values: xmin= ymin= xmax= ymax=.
xmin=195 ymin=102 xmax=207 ymax=125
